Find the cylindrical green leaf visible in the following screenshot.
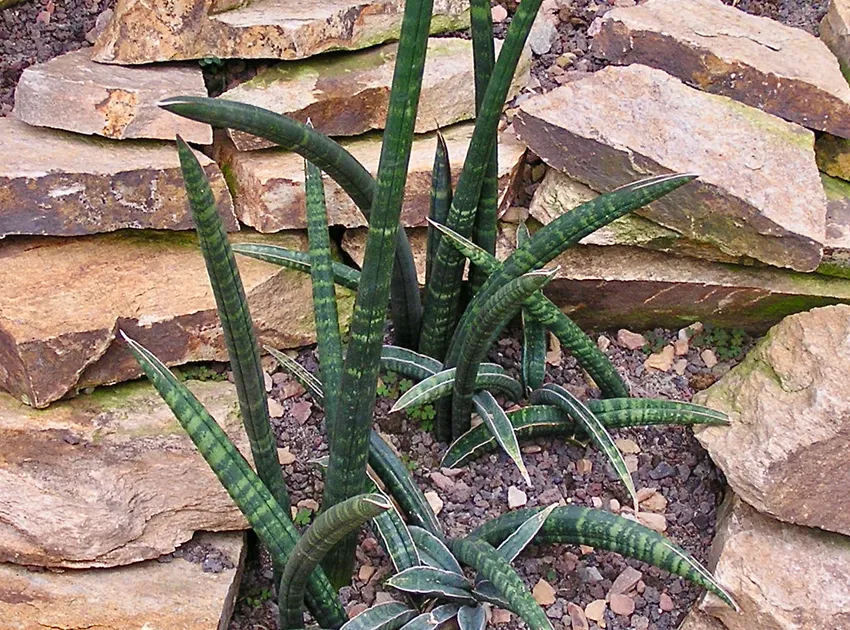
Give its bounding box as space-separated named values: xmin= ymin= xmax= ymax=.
xmin=451 ymin=269 xmax=557 ymax=437
xmin=304 ymin=157 xmax=345 ymax=445
xmin=279 ymin=494 xmax=390 ymax=628
xmin=322 ymin=0 xmax=436 ymax=586
xmin=469 ymin=505 xmax=738 ymax=611
xmin=122 ymin=334 xmax=346 ymax=628
xmin=175 ymin=138 xmax=290 ymax=515
xmin=419 ymin=0 xmax=544 ymax=363
xmin=448 ymin=538 xmax=553 ymax=630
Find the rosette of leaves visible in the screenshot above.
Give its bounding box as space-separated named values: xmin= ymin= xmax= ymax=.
xmin=120 ymin=0 xmax=742 ymax=622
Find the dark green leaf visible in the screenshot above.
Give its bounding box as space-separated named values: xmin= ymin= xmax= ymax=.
xmin=470 ymin=505 xmax=738 ymax=611
xmin=175 ymin=138 xmax=290 ymax=514
xmin=279 ymin=494 xmax=390 ymax=628
xmin=530 ymin=384 xmax=638 ymax=511
xmin=121 ymin=334 xmax=345 ymax=628
xmin=231 ymin=243 xmax=361 ymax=291
xmin=340 ymin=602 xmax=417 ymax=630
xmin=448 ymin=538 xmax=552 ymax=630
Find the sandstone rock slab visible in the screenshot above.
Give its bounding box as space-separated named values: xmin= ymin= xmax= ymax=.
xmin=218 ymin=123 xmax=526 ymax=232
xmin=0 ymin=230 xmax=354 ymax=408
xmin=222 ymin=37 xmax=529 ymax=149
xmin=342 ymin=224 xmax=850 ymax=330
xmin=0 ymin=531 xmax=245 ymax=628
xmin=528 ymin=169 xmax=749 ymax=265
xmin=93 ymin=0 xmax=470 ymax=64
xmin=700 ymin=495 xmax=850 ymax=630
xmin=0 ymin=118 xmax=234 ymax=237
xmin=0 ymin=381 xmax=248 ymax=568
xmin=515 ymin=65 xmax=826 ymax=272
xmin=821 ymin=0 xmax=850 ymax=77
xmin=590 ymin=0 xmax=850 ymax=138
xmin=13 ymin=49 xmax=211 ymax=144
xmin=694 ymin=304 xmax=850 ymax=535
xmin=817 ymin=174 xmax=850 ymax=279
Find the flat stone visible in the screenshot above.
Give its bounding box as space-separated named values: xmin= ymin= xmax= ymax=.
xmin=93 ymin=0 xmax=471 ymax=64
xmin=13 ymin=48 xmax=211 ymax=143
xmin=0 ymin=531 xmax=245 ymax=628
xmin=678 ymin=609 xmax=727 ymax=630
xmin=819 ymin=173 xmax=850 ymax=279
xmin=0 ymin=118 xmax=235 ymax=237
xmin=0 ymin=230 xmax=354 ymax=408
xmin=700 ymin=495 xmax=850 ymax=630
xmin=344 ymin=224 xmax=850 ymax=330
xmin=222 ymin=37 xmax=529 ymax=149
xmin=528 ymin=169 xmax=755 ymax=266
xmin=0 ymin=381 xmax=248 ymax=568
xmin=590 ymin=0 xmax=850 ymax=138
xmin=609 ymin=566 xmax=643 ymax=596
xmin=695 ymin=305 xmax=850 ymax=535
xmin=821 ymin=0 xmax=850 ymax=77
xmin=609 ymin=593 xmax=635 ymax=616
xmin=515 ymin=65 xmax=826 ymax=272
xmin=219 ymin=123 xmax=526 ymax=232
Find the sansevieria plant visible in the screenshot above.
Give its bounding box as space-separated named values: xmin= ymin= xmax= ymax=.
xmin=122 ymin=0 xmax=739 ymax=627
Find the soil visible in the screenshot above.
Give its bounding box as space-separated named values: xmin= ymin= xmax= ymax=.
xmin=228 ymin=324 xmax=753 ymax=630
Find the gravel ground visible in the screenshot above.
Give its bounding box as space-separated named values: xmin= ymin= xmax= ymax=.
xmin=227 ymin=324 xmax=752 ymax=630
xmin=0 ymin=0 xmax=114 ymax=116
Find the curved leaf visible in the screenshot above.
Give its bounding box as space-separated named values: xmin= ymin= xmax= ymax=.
xmin=530 ymin=384 xmax=638 ymax=512
xmin=444 ymin=174 xmax=698 ymax=389
xmin=448 ymin=538 xmax=552 ymax=630
xmin=386 ymin=567 xmax=475 ymax=604
xmin=279 ymin=494 xmax=390 ymax=628
xmin=381 ymin=345 xmax=444 ymax=381
xmin=496 ymin=502 xmax=558 ymax=563
xmin=341 ymin=602 xmax=417 ymax=630
xmin=265 ymin=346 xmax=324 ymax=404
xmin=369 ymin=431 xmax=442 ymax=536
xmin=409 ymin=526 xmax=464 ymax=576
xmin=370 ymin=493 xmax=422 ymax=573
xmin=451 ymin=269 xmax=558 ymax=438
xmin=121 ymin=334 xmax=346 ymax=628
xmin=470 ymin=505 xmax=738 ymax=611
xmin=390 ymin=366 xmax=522 ymax=413
xmin=231 ymin=243 xmax=361 ymax=291
xmin=443 ymin=399 xmax=727 ymax=468
xmin=473 ymin=391 xmax=530 ymax=486
xmin=457 ymin=605 xmax=486 ymax=630
xmin=430 ymin=219 xmax=627 ymax=398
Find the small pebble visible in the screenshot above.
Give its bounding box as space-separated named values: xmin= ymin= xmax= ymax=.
xmin=424 ymin=491 xmax=443 ymax=515
xmin=617 ymin=329 xmax=647 ymax=350
xmin=660 ymin=592 xmax=675 ymax=612
xmin=568 ymin=602 xmax=589 ymax=630
xmin=533 ymin=579 xmax=557 ymax=606
xmin=508 ymin=485 xmax=528 ymax=509
xmin=585 ymin=599 xmax=607 ymax=622
xmin=701 ymin=349 xmax=718 ymax=368
xmin=609 ymin=592 xmax=635 ymax=616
